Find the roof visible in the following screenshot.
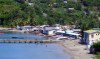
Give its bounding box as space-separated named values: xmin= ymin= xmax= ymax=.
xmin=66 ymin=32 xmax=80 ymax=36
xmin=44 ymin=26 xmax=61 ymax=31
xmin=84 ymin=28 xmax=100 ymax=34
xmin=93 ymin=28 xmax=100 ymax=30
xmin=44 ymin=27 xmax=55 ymax=31
xmin=65 ymin=30 xmax=80 ymax=36
xmin=56 ymin=30 xmax=65 ymax=33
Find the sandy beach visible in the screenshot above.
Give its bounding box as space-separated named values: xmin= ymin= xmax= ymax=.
xmin=60 ymin=39 xmax=94 ymax=59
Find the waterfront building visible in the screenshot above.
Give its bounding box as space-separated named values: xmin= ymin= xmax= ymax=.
xmin=31 ymin=27 xmax=41 ymax=34
xmin=64 ymin=30 xmax=80 ymax=39
xmin=42 ymin=25 xmax=62 ymax=35
xmin=16 ymin=25 xmax=32 ymax=31
xmin=55 ymin=30 xmax=65 ymax=35
xmin=43 ymin=30 xmax=56 ymax=35
xmin=72 ymin=29 xmax=81 ymax=32
xmin=82 ymin=28 xmax=100 ymax=45
xmin=42 ymin=27 xmax=55 ymax=35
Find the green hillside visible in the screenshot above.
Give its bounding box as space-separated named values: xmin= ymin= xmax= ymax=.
xmin=0 ymin=0 xmax=100 ymax=30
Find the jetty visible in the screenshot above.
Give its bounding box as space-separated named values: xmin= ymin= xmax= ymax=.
xmin=0 ymin=40 xmax=60 ymax=44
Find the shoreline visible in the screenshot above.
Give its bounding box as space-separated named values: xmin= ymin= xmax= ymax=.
xmin=58 ymin=43 xmax=74 ymax=59
xmin=0 ymin=27 xmax=94 ymax=59
xmin=59 ymin=40 xmax=94 ymax=59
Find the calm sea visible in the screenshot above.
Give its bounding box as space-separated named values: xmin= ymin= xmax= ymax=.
xmin=0 ymin=32 xmax=71 ymax=59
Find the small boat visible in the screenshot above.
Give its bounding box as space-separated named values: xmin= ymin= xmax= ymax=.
xmin=12 ymin=37 xmax=24 ymax=39
xmin=12 ymin=37 xmax=18 ymax=39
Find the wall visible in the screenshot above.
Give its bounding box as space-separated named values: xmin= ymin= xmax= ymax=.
xmin=89 ymin=32 xmax=100 ymax=45
xmin=83 ymin=32 xmax=89 ymax=44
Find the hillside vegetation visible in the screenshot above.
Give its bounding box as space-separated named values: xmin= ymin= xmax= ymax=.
xmin=0 ymin=0 xmax=100 ymax=30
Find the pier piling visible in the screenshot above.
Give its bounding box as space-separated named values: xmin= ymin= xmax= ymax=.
xmin=0 ymin=40 xmax=59 ymax=44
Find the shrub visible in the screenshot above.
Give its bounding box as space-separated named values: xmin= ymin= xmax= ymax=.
xmin=90 ymin=42 xmax=100 ymax=54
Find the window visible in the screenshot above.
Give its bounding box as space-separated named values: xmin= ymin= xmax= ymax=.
xmin=91 ymin=34 xmax=94 ymax=38
xmin=96 ymin=33 xmax=99 ymax=35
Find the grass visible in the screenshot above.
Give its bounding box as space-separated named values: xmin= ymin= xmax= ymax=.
xmin=94 ymin=52 xmax=100 ymax=59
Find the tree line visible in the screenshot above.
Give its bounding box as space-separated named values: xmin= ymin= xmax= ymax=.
xmin=0 ymin=0 xmax=100 ymax=30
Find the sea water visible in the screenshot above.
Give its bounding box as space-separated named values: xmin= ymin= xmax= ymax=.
xmin=0 ymin=32 xmax=71 ymax=59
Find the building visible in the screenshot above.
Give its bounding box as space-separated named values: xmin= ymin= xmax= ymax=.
xmin=28 ymin=3 xmax=33 ymax=6
xmin=64 ymin=30 xmax=80 ymax=39
xmin=82 ymin=28 xmax=100 ymax=45
xmin=42 ymin=27 xmax=56 ymax=35
xmin=63 ymin=1 xmax=67 ymax=3
xmin=42 ymin=25 xmax=62 ymax=35
xmin=31 ymin=27 xmax=41 ymax=33
xmin=16 ymin=25 xmax=32 ymax=31
xmin=43 ymin=30 xmax=56 ymax=35
xmin=62 ymin=25 xmax=76 ymax=30
xmin=55 ymin=30 xmax=65 ymax=35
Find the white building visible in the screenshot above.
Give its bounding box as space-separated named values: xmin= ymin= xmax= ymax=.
xmin=42 ymin=25 xmax=62 ymax=35
xmin=42 ymin=27 xmax=55 ymax=35
xmin=28 ymin=3 xmax=33 ymax=6
xmin=56 ymin=30 xmax=65 ymax=35
xmin=64 ymin=30 xmax=80 ymax=39
xmin=64 ymin=1 xmax=67 ymax=3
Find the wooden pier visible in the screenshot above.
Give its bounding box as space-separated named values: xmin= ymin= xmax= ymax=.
xmin=0 ymin=40 xmax=59 ymax=44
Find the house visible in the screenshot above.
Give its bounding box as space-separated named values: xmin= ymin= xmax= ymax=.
xmin=82 ymin=28 xmax=100 ymax=45
xmin=28 ymin=3 xmax=33 ymax=6
xmin=64 ymin=1 xmax=67 ymax=3
xmin=43 ymin=30 xmax=55 ymax=35
xmin=41 ymin=24 xmax=62 ymax=35
xmin=62 ymin=25 xmax=76 ymax=30
xmin=42 ymin=27 xmax=56 ymax=35
xmin=31 ymin=27 xmax=40 ymax=33
xmin=42 ymin=25 xmax=62 ymax=35
xmin=68 ymin=8 xmax=75 ymax=10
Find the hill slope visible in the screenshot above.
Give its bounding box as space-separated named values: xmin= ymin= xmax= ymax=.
xmin=0 ymin=0 xmax=100 ymax=29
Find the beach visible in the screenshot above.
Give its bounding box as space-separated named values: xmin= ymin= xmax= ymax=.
xmin=60 ymin=39 xmax=94 ymax=59
xmin=0 ymin=27 xmax=26 ymax=33
xmin=0 ymin=27 xmax=94 ymax=59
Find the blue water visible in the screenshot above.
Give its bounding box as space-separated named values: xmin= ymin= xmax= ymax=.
xmin=0 ymin=32 xmax=71 ymax=59
xmin=0 ymin=32 xmax=46 ymax=40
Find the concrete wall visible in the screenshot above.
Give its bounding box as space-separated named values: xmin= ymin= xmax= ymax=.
xmin=48 ymin=30 xmax=55 ymax=35
xmin=89 ymin=33 xmax=100 ymax=44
